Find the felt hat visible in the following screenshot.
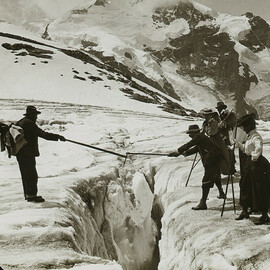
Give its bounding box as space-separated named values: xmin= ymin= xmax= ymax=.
xmin=186 ymin=124 xmax=200 ymax=134
xmin=23 ymin=106 xmax=41 ymax=116
xmin=237 ymin=113 xmax=255 ymax=127
xmin=199 ymin=108 xmax=214 ymax=115
xmin=216 ymin=101 xmax=227 ymax=110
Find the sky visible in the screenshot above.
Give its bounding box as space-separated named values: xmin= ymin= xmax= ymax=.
xmin=196 ymin=0 xmax=270 ymax=21
xmin=26 ymin=0 xmax=270 ymax=21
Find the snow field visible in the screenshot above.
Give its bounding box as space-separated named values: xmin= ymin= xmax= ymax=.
xmin=1 ymin=101 xmax=270 ymax=269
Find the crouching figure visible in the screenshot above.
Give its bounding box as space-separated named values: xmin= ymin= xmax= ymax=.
xmin=168 ymin=124 xmax=221 ymax=210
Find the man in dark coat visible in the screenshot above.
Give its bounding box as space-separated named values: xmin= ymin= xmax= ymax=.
xmin=216 ymin=101 xmax=237 ymax=143
xmin=0 ymin=122 xmax=9 ymax=151
xmin=168 ymin=124 xmax=221 ymax=210
xmin=200 ymin=108 xmax=227 ymax=198
xmin=16 ymin=106 xmax=66 ymax=202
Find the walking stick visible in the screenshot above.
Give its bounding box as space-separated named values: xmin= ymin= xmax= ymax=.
xmin=221 ymin=127 xmax=237 ymax=217
xmin=185 ymin=152 xmax=201 ymax=187
xmin=66 ymin=139 xmax=127 ymax=158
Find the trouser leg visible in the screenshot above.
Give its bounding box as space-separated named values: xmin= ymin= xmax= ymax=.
xmin=192 ymin=187 xmax=209 ymax=210
xmin=16 ymin=155 xmax=38 ymax=198
xmin=201 ymin=186 xmax=210 ymax=203
xmin=215 ymin=179 xmax=223 ymax=193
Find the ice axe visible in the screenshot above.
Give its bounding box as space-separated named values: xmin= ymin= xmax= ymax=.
xmin=185 ymin=152 xmax=201 ymax=187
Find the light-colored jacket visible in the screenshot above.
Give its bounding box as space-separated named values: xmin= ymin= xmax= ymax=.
xmin=238 ymin=130 xmax=263 ymax=161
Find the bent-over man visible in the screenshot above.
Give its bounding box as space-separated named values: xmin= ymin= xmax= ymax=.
xmin=16 ymin=106 xmax=66 ymax=203
xmin=168 ymin=124 xmax=221 ymax=210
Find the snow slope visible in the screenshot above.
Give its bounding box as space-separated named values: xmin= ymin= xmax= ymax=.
xmin=0 ymin=22 xmax=195 ymax=117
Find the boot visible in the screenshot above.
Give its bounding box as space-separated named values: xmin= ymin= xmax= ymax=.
xmin=27 ymin=196 xmax=45 ymax=203
xmin=25 ymin=195 xmax=43 ymax=200
xmin=215 ymin=181 xmax=225 ymax=199
xmin=235 ymin=210 xmax=249 ymax=220
xmin=217 ymin=190 xmax=226 ymax=199
xmin=192 ymin=199 xmax=207 ymax=210
xmin=254 ymin=213 xmax=269 ymax=225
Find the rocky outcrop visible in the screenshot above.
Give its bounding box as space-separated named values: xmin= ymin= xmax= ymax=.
xmin=152 ymin=1 xmax=213 ymax=28
xmin=239 ymin=13 xmax=270 ymax=52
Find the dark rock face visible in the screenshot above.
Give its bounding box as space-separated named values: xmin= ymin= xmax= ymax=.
xmin=2 ymin=42 xmax=53 ymax=59
xmin=149 ymin=3 xmax=267 ymax=117
xmin=239 ymin=13 xmax=270 ymax=53
xmin=152 ymin=1 xmax=213 ymax=28
xmin=94 ymin=0 xmax=106 ymax=7
xmin=42 ymin=24 xmax=51 ymax=40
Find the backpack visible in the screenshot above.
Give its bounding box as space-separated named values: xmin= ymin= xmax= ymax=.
xmin=0 ymin=123 xmax=27 ymax=158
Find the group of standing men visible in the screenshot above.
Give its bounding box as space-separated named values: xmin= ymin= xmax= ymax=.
xmin=168 ymin=101 xmax=270 ymax=225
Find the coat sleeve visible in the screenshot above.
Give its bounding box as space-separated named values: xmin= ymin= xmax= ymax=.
xmin=177 ymin=135 xmax=200 ymax=155
xmin=37 ymin=127 xmax=60 ymax=141
xmin=26 ymin=121 xmax=59 ymax=141
xmin=185 ymin=146 xmax=199 ymax=156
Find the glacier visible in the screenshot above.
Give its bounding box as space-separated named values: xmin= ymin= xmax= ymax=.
xmin=1 ymin=1 xmax=270 ymax=269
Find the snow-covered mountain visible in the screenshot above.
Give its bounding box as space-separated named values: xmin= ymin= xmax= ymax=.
xmin=0 ymin=22 xmax=196 ymax=117
xmin=9 ymin=0 xmax=268 ymax=119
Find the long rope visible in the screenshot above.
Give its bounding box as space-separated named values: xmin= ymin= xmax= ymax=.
xmin=126 ymin=152 xmax=169 ymax=156
xmin=66 ymin=139 xmax=127 ymax=158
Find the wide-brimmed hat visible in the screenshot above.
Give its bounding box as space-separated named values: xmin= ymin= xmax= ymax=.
xmin=199 ymin=108 xmax=214 ymax=115
xmin=186 ymin=124 xmax=200 ymax=134
xmin=23 ymin=106 xmax=41 ymax=116
xmin=237 ymin=113 xmax=255 ymax=127
xmin=216 ymin=101 xmax=227 ymax=109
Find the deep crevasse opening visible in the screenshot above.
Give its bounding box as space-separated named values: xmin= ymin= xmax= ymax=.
xmin=65 ymin=167 xmax=160 ymax=270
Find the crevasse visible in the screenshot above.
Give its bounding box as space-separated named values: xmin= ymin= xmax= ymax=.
xmin=66 ymin=169 xmax=160 ymax=270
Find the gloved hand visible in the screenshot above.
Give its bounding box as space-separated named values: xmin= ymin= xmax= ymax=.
xmin=58 ymin=135 xmax=66 ymax=141
xmin=182 ymin=151 xmax=187 ymax=157
xmin=168 ymin=151 xmax=179 ymax=157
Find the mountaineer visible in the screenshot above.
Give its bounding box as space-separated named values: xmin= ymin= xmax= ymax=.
xmin=215 ymin=101 xmax=237 ymax=174
xmin=168 ymin=124 xmax=221 ymax=210
xmin=215 ymin=101 xmax=237 ymax=145
xmin=16 ymin=106 xmax=66 ymax=203
xmin=233 ymin=114 xmax=270 ymax=225
xmin=200 ymin=108 xmax=227 ymax=199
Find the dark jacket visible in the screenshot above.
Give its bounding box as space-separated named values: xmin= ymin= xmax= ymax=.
xmin=177 ymin=133 xmax=220 ymax=166
xmin=17 ymin=117 xmax=59 ymax=157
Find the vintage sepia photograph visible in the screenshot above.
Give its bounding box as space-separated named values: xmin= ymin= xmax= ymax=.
xmin=1 ymin=0 xmax=270 ymax=269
